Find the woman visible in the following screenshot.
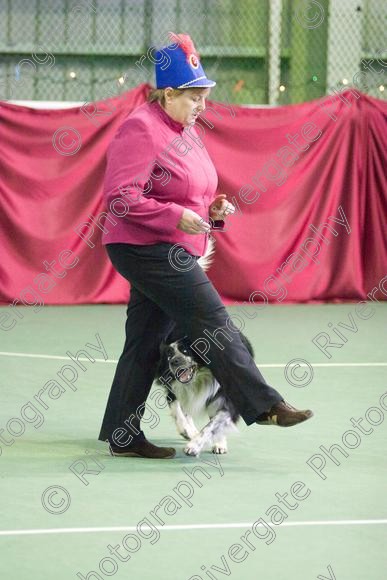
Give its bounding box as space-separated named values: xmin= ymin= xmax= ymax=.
xmin=98 ymin=33 xmax=313 ymax=459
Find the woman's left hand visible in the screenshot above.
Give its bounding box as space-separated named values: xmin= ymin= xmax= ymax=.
xmin=209 ymin=194 xmax=235 ymax=221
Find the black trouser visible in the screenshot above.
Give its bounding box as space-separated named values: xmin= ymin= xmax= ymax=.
xmin=98 ymin=242 xmax=283 ymax=445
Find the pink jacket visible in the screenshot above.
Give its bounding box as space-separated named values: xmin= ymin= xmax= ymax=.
xmin=101 ymin=100 xmax=223 ymax=256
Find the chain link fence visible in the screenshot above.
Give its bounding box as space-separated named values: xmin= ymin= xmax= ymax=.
xmin=0 ymin=0 xmax=386 ymax=104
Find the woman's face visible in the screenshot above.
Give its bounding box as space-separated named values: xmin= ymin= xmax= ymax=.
xmin=164 ymin=88 xmax=211 ymax=126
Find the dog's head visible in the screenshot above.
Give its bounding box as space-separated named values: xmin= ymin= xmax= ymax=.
xmin=159 ymin=336 xmax=201 ymax=385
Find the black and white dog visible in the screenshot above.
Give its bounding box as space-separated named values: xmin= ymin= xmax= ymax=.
xmin=155 ymin=238 xmax=255 ymax=456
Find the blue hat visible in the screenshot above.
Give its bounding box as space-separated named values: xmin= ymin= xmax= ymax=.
xmin=155 ymin=32 xmax=216 ymax=89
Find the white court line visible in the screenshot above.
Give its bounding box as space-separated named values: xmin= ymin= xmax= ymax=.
xmin=0 ymin=519 xmax=386 ymax=537
xmin=0 ymin=351 xmax=386 ymax=367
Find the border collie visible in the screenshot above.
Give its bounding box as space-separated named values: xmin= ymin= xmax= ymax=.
xmin=155 ymin=238 xmax=255 ymax=456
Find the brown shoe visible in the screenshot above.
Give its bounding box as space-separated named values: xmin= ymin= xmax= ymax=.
xmin=109 ymin=439 xmax=176 ymax=459
xmin=256 ymin=401 xmax=313 ymax=427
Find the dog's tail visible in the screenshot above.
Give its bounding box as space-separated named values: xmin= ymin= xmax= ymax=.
xmin=197 ymin=236 xmax=216 ymax=272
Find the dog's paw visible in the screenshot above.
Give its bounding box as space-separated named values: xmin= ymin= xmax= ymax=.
xmin=180 ymin=431 xmax=191 ymax=441
xmin=212 ymin=442 xmax=228 ymax=454
xmin=179 ymin=427 xmax=199 ymax=441
xmin=184 ymin=441 xmax=202 ymax=456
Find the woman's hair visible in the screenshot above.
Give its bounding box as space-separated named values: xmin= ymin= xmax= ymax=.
xmin=147 ymin=87 xmax=185 ymax=106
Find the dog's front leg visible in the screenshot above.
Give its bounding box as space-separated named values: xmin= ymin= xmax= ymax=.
xmin=184 ymin=411 xmax=232 ymax=456
xmin=170 ymin=400 xmax=199 ymax=440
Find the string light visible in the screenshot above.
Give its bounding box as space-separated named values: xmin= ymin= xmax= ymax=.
xmin=1 ymin=71 xmax=385 ymax=101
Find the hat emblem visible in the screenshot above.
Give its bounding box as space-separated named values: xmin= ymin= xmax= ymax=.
xmin=189 ymin=53 xmax=199 ymax=69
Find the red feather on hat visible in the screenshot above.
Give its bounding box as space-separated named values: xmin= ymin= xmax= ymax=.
xmin=168 ymin=32 xmax=200 ymax=61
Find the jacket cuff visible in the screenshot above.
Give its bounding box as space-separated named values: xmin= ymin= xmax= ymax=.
xmin=170 ymin=203 xmax=186 ymax=233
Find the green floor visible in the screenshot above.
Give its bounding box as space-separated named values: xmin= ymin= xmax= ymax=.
xmin=0 ymin=303 xmax=386 ymax=580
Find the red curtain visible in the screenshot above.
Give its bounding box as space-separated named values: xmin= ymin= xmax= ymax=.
xmin=0 ymin=84 xmax=386 ymax=307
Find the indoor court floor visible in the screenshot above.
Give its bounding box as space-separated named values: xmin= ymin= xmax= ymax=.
xmin=0 ymin=302 xmax=386 ymax=580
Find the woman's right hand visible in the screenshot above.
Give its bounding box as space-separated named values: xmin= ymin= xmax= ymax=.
xmin=177 ymin=208 xmax=211 ymax=235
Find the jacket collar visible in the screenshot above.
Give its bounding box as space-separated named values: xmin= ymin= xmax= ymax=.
xmin=151 ymin=100 xmax=185 ymax=134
